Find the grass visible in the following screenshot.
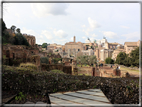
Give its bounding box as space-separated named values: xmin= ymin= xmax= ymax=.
xmin=19 ymin=63 xmax=37 ymax=70
xmin=51 ymin=69 xmax=64 ymax=74
xmin=120 ymin=66 xmax=139 ymax=72
xmin=77 ymin=64 xmax=94 ymax=67
xmin=78 ymin=74 xmax=91 ymax=76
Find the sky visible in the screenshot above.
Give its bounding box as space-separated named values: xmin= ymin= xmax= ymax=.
xmin=3 ymin=2 xmax=140 ymax=45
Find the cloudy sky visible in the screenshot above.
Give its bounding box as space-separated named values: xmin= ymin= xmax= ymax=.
xmin=3 ymin=3 xmax=140 ymax=45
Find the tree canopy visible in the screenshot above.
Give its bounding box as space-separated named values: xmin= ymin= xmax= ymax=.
xmin=42 ymin=43 xmax=48 ymax=48
xmin=105 ymin=57 xmax=114 ymax=64
xmin=115 ymin=46 xmax=141 ymax=67
xmin=10 ymin=25 xmax=16 ymax=33
xmin=77 ymin=55 xmax=97 ymax=66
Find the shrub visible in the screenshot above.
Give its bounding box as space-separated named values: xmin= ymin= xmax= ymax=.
xmin=40 ymin=57 xmax=49 ymax=64
xmin=19 ymin=63 xmax=37 ymax=70
xmin=105 ymin=57 xmax=114 ymax=64
xmin=14 ymin=33 xmax=29 ymax=46
xmin=51 ymin=69 xmax=64 ymax=74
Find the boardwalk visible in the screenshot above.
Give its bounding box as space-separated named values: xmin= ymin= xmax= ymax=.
xmin=49 ymin=89 xmax=113 ymax=106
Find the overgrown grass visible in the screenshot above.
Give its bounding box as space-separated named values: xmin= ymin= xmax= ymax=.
xmin=77 ymin=64 xmax=93 ymax=67
xmin=19 ymin=63 xmax=37 ymax=70
xmin=51 ymin=69 xmax=65 ymax=74
xmin=78 ymin=74 xmax=91 ymax=76
xmin=120 ymin=66 xmax=139 ymax=73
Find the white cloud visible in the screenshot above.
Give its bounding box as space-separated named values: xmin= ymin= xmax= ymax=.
xmin=53 ymin=29 xmax=68 ymax=38
xmin=31 ymin=3 xmax=69 ymax=18
xmin=82 ymin=36 xmax=86 ymax=39
xmin=121 ymin=26 xmax=129 ymax=29
xmin=91 ymin=33 xmax=97 ymax=37
xmin=88 ymin=17 xmax=101 ymax=29
xmin=121 ymin=32 xmax=140 ymax=41
xmin=70 ymin=37 xmax=73 ymax=41
xmin=82 ymin=17 xmax=100 ymax=36
xmin=21 ymin=27 xmax=37 ymax=36
xmin=102 ymin=31 xmax=117 ymax=39
xmin=54 ymin=39 xmax=67 ymax=45
xmin=90 ymin=37 xmax=95 ymax=43
xmin=82 ymin=25 xmax=86 ymax=27
xmin=15 ymin=13 xmax=20 ymax=18
xmin=41 ymin=30 xmax=53 ymax=40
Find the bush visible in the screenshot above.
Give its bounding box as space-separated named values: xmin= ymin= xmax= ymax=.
xmin=51 ymin=69 xmax=64 ymax=74
xmin=40 ymin=57 xmax=49 ymax=64
xmin=105 ymin=57 xmax=114 ymax=64
xmin=53 ymin=58 xmax=62 ymax=64
xmin=14 ymin=33 xmax=29 ymax=46
xmin=19 ymin=63 xmax=37 ymax=70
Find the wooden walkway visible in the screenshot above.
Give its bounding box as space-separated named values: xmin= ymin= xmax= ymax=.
xmin=49 ymin=89 xmax=113 ymax=106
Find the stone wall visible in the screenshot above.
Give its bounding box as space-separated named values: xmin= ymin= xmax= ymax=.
xmin=2 ymin=65 xmax=139 ymax=104
xmin=23 ymin=34 xmax=36 ymax=47
xmin=2 ymin=44 xmax=40 ymax=66
xmin=41 ymin=64 xmax=72 ymax=74
xmin=77 ymin=67 xmax=99 ymax=76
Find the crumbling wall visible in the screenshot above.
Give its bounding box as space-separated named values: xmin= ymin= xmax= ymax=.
xmin=41 ymin=64 xmax=72 ymax=74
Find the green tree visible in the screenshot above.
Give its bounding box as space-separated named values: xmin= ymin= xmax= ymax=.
xmin=130 ymin=47 xmax=139 ymax=67
xmin=88 ymin=55 xmax=97 ymax=66
xmin=123 ymin=55 xmax=132 ymax=67
xmin=115 ymin=52 xmax=127 ymax=65
xmin=10 ymin=25 xmax=16 ymax=33
xmin=105 ymin=57 xmax=114 ymax=64
xmin=16 ymin=28 xmax=21 ymax=33
xmin=77 ymin=55 xmax=97 ymax=67
xmin=14 ymin=33 xmax=29 ymax=46
xmin=1 ymin=19 xmax=7 ymax=32
xmin=42 ymin=43 xmax=48 ymax=48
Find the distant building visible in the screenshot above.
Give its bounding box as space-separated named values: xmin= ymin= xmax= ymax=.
xmin=112 ymin=45 xmax=125 ymax=60
xmin=64 ymin=36 xmax=84 ymax=58
xmin=105 ymin=42 xmax=123 ymax=50
xmin=124 ymin=40 xmax=140 ymax=54
xmin=82 ymin=49 xmax=94 ymax=56
xmin=100 ymin=49 xmax=113 ymax=61
xmin=96 ymin=37 xmax=108 ymax=48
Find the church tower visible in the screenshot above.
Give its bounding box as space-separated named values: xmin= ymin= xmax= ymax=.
xmin=74 ymin=36 xmax=76 ymax=43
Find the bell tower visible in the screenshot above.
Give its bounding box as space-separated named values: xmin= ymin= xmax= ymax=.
xmin=74 ymin=36 xmax=76 ymax=43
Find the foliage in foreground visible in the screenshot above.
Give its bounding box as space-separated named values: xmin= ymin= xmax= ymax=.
xmin=2 ymin=65 xmax=139 ymax=104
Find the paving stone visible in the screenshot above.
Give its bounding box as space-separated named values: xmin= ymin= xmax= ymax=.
xmin=88 ymin=89 xmax=102 ymax=92
xmin=64 ymin=92 xmax=110 ymax=103
xmin=49 ymin=89 xmax=112 ymax=105
xmin=49 ymin=96 xmax=76 ymax=104
xmin=76 ymin=90 xmax=105 ymax=97
xmin=34 ymin=101 xmax=47 ymax=107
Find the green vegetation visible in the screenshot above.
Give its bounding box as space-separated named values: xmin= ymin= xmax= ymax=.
xmin=120 ymin=66 xmax=139 ymax=73
xmin=105 ymin=57 xmax=114 ymax=64
xmin=40 ymin=57 xmax=49 ymax=64
xmin=115 ymin=47 xmax=141 ymax=67
xmin=19 ymin=63 xmax=37 ymax=70
xmin=15 ymin=92 xmax=26 ymax=101
xmin=77 ymin=55 xmax=97 ymax=67
xmin=53 ymin=58 xmax=62 ymax=64
xmin=41 ymin=43 xmax=49 ymax=48
xmin=2 ymin=19 xmax=29 ymax=46
xmin=51 ymin=69 xmax=64 ymax=74
xmin=77 ymin=64 xmax=91 ymax=67
xmin=14 ymin=33 xmax=29 ymax=46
